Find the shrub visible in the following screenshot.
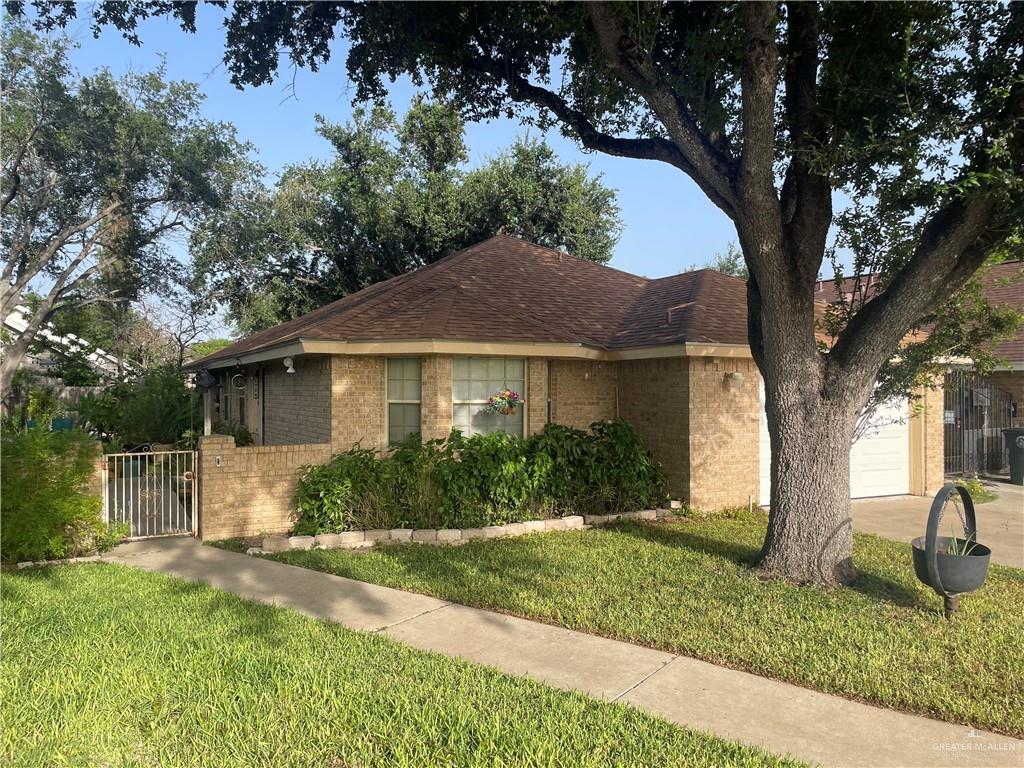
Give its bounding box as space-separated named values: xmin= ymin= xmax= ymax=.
xmin=293 ymin=420 xmax=667 ymax=534
xmin=77 ymin=366 xmax=201 ymax=447
xmin=213 ymin=420 xmax=256 ymax=447
xmin=293 ymin=444 xmax=398 ymax=535
xmin=0 ymin=426 xmax=127 ymax=562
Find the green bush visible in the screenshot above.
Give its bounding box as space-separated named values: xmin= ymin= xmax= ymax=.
xmin=212 ymin=419 xmax=256 ymax=447
xmin=77 ymin=366 xmax=201 ymax=447
xmin=294 ymin=420 xmax=667 ymax=534
xmin=1 ymin=426 xmax=127 ymax=562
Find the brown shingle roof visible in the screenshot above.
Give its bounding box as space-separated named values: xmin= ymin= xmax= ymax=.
xmin=979 ymin=261 xmax=1024 ymax=364
xmin=191 ymin=234 xmax=752 ymax=367
xmin=814 ymin=261 xmax=1023 ymax=365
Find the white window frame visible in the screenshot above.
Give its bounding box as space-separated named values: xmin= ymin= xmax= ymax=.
xmin=452 ymin=357 xmax=527 ymax=438
xmin=386 ymin=357 xmax=422 ymax=444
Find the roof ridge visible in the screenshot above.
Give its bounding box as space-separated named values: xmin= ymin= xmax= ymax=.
xmin=327 ymin=239 xmax=493 ymax=331
xmin=495 ymin=233 xmax=653 ymax=284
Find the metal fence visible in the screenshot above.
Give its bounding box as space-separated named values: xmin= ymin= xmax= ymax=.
xmin=943 ymin=371 xmax=1013 ymax=476
xmin=102 ymin=450 xmax=196 ymax=538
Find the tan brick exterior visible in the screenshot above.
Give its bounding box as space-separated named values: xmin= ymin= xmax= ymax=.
xmin=331 ymin=355 xmax=386 ymax=452
xmin=687 ymin=357 xmax=761 ymax=511
xmin=197 ymin=434 xmax=331 ymax=540
xmin=526 ymin=358 xmax=549 ymax=435
xmin=420 ymin=354 xmax=453 ymax=441
xmin=619 ymin=357 xmax=689 ymax=498
xmin=548 ymin=359 xmax=618 ymax=429
xmin=909 ymin=382 xmax=946 ymax=495
xmin=199 ymin=349 xmax=954 ymax=530
xmin=262 ymin=357 xmax=331 ymax=445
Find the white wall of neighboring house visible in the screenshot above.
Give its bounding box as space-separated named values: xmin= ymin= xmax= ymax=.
xmin=2 ymin=305 xmax=132 ymax=380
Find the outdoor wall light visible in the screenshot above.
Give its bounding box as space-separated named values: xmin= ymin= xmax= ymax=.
xmin=725 ymin=371 xmax=744 ymax=389
xmin=283 ymin=357 xmax=296 ymax=374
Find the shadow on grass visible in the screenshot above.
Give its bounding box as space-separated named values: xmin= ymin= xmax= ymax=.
xmin=4 ymin=559 xmax=302 ymax=645
xmin=610 ymin=519 xmax=762 ymax=566
xmin=614 ymin=519 xmax=928 ymax=610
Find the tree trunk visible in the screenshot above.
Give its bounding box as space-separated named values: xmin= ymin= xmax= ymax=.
xmin=0 ymin=325 xmax=34 ymax=412
xmin=759 ymin=380 xmax=860 ymax=585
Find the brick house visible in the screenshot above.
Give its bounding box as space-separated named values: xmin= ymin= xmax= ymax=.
xmin=814 ymin=261 xmax=1023 ymax=477
xmin=972 ymin=261 xmax=1024 ymax=409
xmin=943 ymin=261 xmax=1024 ymax=475
xmin=189 ymin=235 xmax=945 ymax=539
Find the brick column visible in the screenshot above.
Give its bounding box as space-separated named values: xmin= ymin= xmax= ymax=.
xmin=909 ymin=381 xmax=945 ymax=496
xmin=420 ymin=355 xmax=453 ymax=441
xmin=526 ymin=358 xmax=549 ymax=435
xmin=197 ymin=434 xmax=235 ymax=540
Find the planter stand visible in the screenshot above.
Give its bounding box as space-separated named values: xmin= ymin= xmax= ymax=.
xmin=911 ymin=483 xmax=991 ymax=619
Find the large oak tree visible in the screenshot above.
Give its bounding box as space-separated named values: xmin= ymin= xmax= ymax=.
xmin=1 ymin=22 xmax=250 ymax=403
xmin=18 ymin=1 xmax=1023 ymax=585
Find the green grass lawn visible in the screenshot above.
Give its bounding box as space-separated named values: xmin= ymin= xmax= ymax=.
xmin=264 ymin=512 xmax=1024 ymax=736
xmin=1 ymin=563 xmax=801 ymax=768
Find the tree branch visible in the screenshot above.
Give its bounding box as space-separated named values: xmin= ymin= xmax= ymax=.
xmin=779 ymin=0 xmax=832 ymax=286
xmin=1 ymin=200 xmax=122 ymax=318
xmin=829 ymin=54 xmax=1024 ymax=381
xmin=829 ymin=192 xmax=1000 ymax=379
xmin=586 ymin=2 xmax=739 ymax=217
xmin=463 ymin=53 xmax=737 ymax=215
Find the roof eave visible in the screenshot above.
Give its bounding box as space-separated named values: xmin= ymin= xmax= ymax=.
xmin=186 ymin=337 xmax=756 ymax=370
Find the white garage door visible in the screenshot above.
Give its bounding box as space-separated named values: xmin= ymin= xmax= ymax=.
xmin=759 ymin=383 xmax=910 ymax=505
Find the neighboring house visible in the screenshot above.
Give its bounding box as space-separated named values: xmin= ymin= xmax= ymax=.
xmin=945 ymin=262 xmax=1024 ymax=475
xmin=814 ymin=261 xmax=1023 ymax=476
xmin=190 ymin=235 xmax=945 ymax=512
xmin=2 ymin=304 xmax=132 ymax=381
xmin=974 ymin=261 xmax=1024 ymax=406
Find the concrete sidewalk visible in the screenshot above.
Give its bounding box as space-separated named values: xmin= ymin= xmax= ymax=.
xmin=104 ymin=537 xmax=1023 ymax=768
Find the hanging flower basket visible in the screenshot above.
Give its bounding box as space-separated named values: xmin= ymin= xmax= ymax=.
xmin=484 ymin=389 xmax=524 ymax=416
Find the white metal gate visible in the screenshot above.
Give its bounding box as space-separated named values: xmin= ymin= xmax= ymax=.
xmin=102 ymin=450 xmax=197 ymax=538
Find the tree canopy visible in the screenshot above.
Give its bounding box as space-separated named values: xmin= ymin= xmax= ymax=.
xmin=192 ymin=98 xmax=622 ymax=335
xmin=0 ymin=21 xmax=251 ymax=402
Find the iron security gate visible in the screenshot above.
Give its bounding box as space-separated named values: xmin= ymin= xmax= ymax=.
xmin=944 ymin=371 xmax=1014 ymax=476
xmin=103 ymin=450 xmax=197 ymax=538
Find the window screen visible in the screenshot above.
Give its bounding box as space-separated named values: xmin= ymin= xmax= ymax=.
xmin=452 ymin=357 xmax=525 ymax=437
xmin=387 ymin=358 xmax=421 ymax=444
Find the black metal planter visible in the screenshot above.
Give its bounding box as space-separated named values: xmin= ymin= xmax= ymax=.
xmin=911 ymin=484 xmax=991 ymax=618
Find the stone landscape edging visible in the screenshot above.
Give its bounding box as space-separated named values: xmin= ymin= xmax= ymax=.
xmin=255 ymin=506 xmax=680 ymax=556
xmin=9 ymin=554 xmax=104 ymax=570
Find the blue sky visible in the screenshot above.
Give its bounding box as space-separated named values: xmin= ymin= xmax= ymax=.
xmin=59 ymin=6 xmax=736 ymax=280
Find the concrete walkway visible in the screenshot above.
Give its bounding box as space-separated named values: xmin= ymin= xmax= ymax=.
xmin=104 ymin=537 xmax=1024 ymax=768
xmin=852 ymin=481 xmax=1023 ymax=568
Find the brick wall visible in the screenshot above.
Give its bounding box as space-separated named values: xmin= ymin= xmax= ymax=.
xmin=197 ymin=434 xmax=331 ymax=540
xmin=420 ymin=355 xmax=454 ymax=441
xmin=549 ymin=359 xmax=618 ymax=429
xmin=263 ymin=357 xmax=331 ymax=445
xmin=331 ymin=355 xmax=386 ymax=452
xmin=686 ymin=357 xmax=761 ymax=510
xmin=922 ymin=383 xmax=945 ymax=493
xmin=908 ymin=382 xmax=946 ymax=495
xmin=618 ymin=357 xmax=689 ymax=499
xmin=526 ymin=358 xmax=549 ymax=435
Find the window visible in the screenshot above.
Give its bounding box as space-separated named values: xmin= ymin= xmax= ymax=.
xmin=387 ymin=357 xmax=421 ymax=444
xmin=453 ymin=357 xmax=525 ymax=437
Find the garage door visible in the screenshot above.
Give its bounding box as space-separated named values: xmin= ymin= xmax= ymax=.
xmin=759 ymin=384 xmax=910 ymax=505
